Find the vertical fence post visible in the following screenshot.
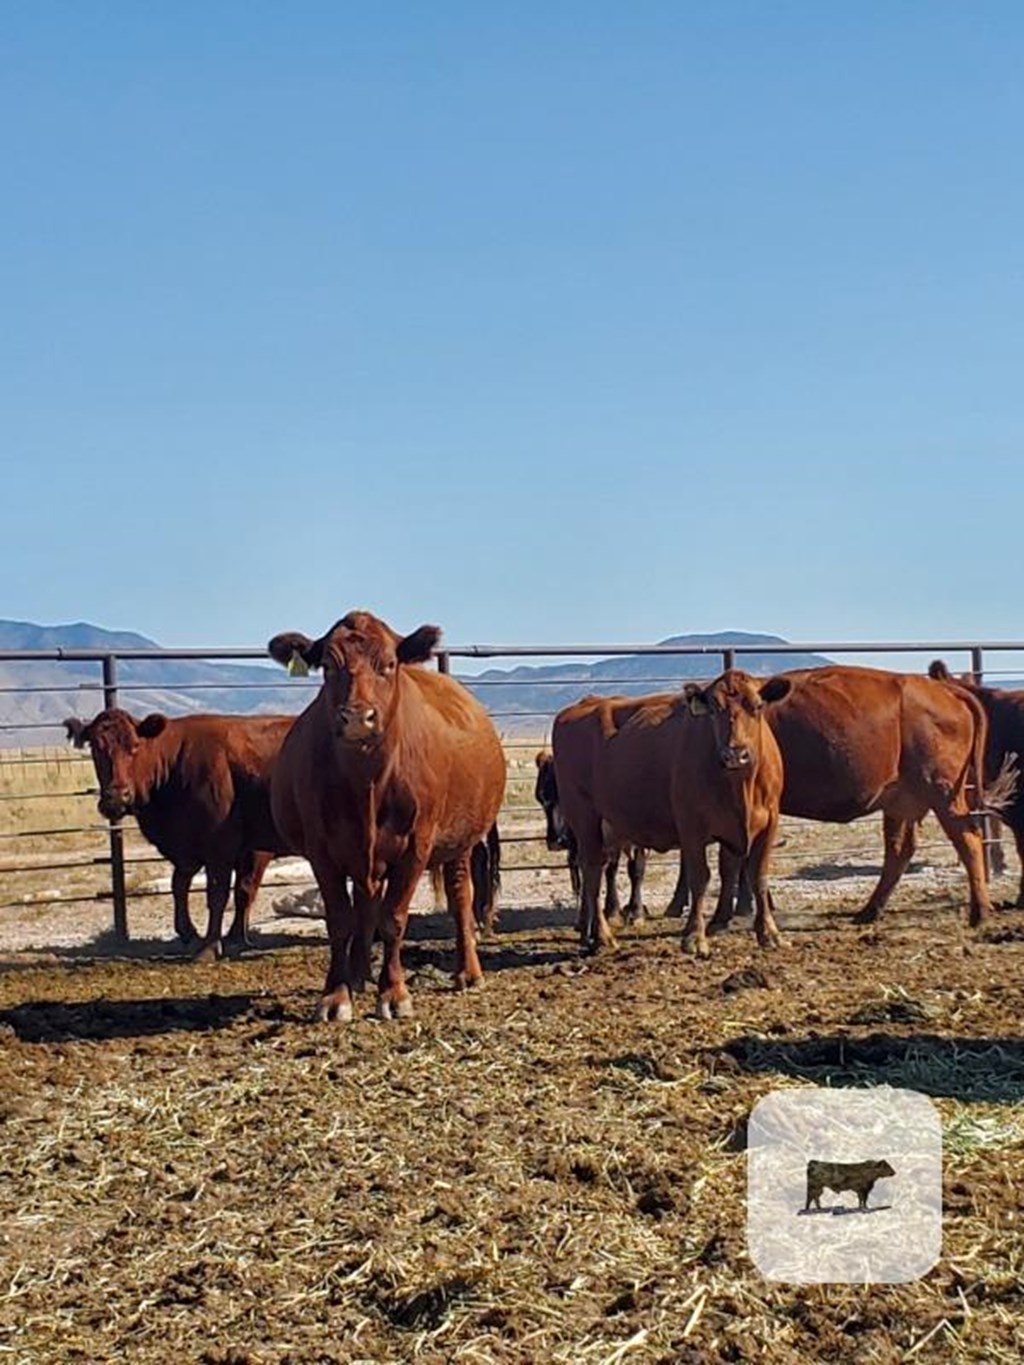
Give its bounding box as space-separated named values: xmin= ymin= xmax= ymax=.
xmin=102 ymin=654 xmax=129 ymax=941
xmin=723 ymin=648 xmax=735 ymax=671
xmin=969 ymin=646 xmax=1001 ymax=880
xmin=436 ymin=650 xmax=450 ymax=676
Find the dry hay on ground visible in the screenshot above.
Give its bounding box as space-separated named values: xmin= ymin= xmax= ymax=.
xmin=0 ymin=893 xmax=1023 ymax=1364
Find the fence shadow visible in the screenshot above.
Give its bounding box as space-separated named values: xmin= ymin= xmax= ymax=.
xmin=0 ymin=925 xmax=330 ymax=968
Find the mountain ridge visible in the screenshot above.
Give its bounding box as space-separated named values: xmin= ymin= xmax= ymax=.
xmin=0 ymin=618 xmax=831 ymax=746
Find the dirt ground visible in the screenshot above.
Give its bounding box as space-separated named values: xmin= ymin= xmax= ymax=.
xmin=1 ymin=864 xmax=1023 ymax=1363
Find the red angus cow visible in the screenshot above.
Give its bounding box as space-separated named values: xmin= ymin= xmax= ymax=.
xmin=710 ymin=664 xmax=1009 ymax=932
xmin=65 ymin=710 xmax=294 ymax=956
xmin=267 ymin=610 xmax=506 ymax=1022
xmin=552 ymin=672 xmax=790 ymax=956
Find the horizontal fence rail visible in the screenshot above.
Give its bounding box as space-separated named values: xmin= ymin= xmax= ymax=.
xmin=1 ymin=638 xmax=1022 ymax=942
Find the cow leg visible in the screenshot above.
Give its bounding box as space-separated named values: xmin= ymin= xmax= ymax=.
xmin=747 ymin=824 xmax=783 ymax=949
xmin=622 ymin=847 xmax=647 ymax=925
xmin=735 ymin=861 xmax=755 ymax=917
xmin=579 ymin=855 xmax=617 ymax=953
xmin=171 ymin=865 xmax=201 ymax=945
xmin=375 ymin=850 xmax=431 ymax=1019
xmin=852 ymin=814 xmax=918 ymax=924
xmin=930 ymin=804 xmax=992 ymax=928
xmin=708 ymin=845 xmax=743 ymax=934
xmin=570 ymin=851 xmax=584 ymax=930
xmin=603 ymin=852 xmax=623 ymax=922
xmin=429 ymin=865 xmax=446 ymax=912
xmin=195 ymin=863 xmax=233 ymax=962
xmin=315 ymin=870 xmax=359 ymax=1023
xmin=471 ymin=837 xmax=499 ymax=937
xmin=664 ymin=854 xmax=689 ymax=918
xmin=349 ymin=883 xmax=377 ymax=992
xmin=680 ymin=844 xmax=712 ymax=958
xmin=444 ymin=852 xmax=485 ymax=990
xmin=225 ymin=849 xmax=273 ymax=952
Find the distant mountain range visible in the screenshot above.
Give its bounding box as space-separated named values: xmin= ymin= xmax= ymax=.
xmin=0 ymin=619 xmax=300 ymax=747
xmin=468 ymin=631 xmax=831 ymax=732
xmin=0 ymin=619 xmax=831 ymax=747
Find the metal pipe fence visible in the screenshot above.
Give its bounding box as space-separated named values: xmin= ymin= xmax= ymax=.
xmin=2 ymin=637 xmax=1022 ymax=940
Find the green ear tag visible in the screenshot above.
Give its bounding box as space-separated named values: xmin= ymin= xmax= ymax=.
xmin=287 ymin=652 xmax=309 ymax=678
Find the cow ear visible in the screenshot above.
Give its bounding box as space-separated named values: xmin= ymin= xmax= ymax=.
xmin=136 ymin=714 xmax=167 ymax=739
xmin=64 ymin=717 xmax=91 ymax=748
xmin=535 ymin=749 xmax=552 ymax=769
xmin=683 ymin=683 xmax=710 ymax=716
xmin=397 ymin=625 xmax=441 ymax=665
xmin=928 ymin=659 xmax=951 ymax=681
xmin=759 ymin=676 xmax=792 ymax=705
xmin=268 ymin=631 xmax=325 ymax=674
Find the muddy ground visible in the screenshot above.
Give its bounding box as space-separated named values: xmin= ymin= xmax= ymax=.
xmin=1 ymin=875 xmax=1023 ymax=1365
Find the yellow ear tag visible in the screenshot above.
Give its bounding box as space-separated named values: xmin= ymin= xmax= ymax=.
xmin=287 ymin=652 xmax=309 ymax=678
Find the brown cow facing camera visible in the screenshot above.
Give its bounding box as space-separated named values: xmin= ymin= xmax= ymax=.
xmin=551 ymin=671 xmax=791 ymax=957
xmin=805 ymin=1158 xmax=895 ymax=1212
xmin=65 ymin=709 xmax=294 ymax=957
xmin=709 ymin=664 xmax=1014 ymax=934
xmin=267 ymin=610 xmax=506 ymax=1023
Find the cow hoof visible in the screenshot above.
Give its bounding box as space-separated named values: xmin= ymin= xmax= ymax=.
xmin=455 ymin=972 xmax=484 ymax=992
xmin=707 ymin=916 xmax=733 ymax=937
xmin=681 ymin=936 xmax=710 ymax=959
xmin=851 ymin=906 xmax=880 ymax=925
xmin=193 ymin=940 xmax=223 ymax=965
xmin=376 ymin=995 xmax=414 ymax=1021
xmin=315 ymin=997 xmax=353 ymax=1024
xmin=758 ymin=932 xmax=784 ymax=950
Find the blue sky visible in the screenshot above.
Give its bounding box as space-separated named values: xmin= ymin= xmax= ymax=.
xmin=3 ymin=3 xmax=1023 ymax=652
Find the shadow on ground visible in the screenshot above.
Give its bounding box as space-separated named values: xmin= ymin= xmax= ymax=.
xmin=718 ymin=1030 xmax=1024 ymax=1104
xmin=0 ymin=992 xmax=285 ymax=1043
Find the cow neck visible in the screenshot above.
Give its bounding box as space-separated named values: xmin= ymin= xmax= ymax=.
xmin=135 ymin=722 xmax=185 ymax=804
xmin=319 ymin=690 xmax=403 ymax=896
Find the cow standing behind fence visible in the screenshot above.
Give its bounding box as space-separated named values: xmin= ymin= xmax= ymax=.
xmin=66 ymin=709 xmax=294 ymax=956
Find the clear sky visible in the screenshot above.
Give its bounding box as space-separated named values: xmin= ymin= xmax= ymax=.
xmin=3 ymin=2 xmax=1023 ymax=651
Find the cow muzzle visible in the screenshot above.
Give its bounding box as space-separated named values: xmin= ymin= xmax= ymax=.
xmin=335 ymin=706 xmax=382 ymax=746
xmin=719 ymin=745 xmax=752 ymax=770
xmin=98 ymin=788 xmax=133 ymax=820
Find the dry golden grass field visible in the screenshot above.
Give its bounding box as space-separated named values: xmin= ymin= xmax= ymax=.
xmin=1 ymin=743 xmax=1023 ymax=1363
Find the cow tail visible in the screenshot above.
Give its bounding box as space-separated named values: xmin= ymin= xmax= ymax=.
xmin=954 ymin=688 xmax=1017 ymax=817
xmin=929 ymin=662 xmax=1017 ymax=816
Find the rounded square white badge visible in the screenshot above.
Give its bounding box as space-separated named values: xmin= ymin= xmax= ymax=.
xmin=747 ymin=1086 xmax=942 ymax=1284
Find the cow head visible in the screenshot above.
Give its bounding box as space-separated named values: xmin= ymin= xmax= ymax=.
xmin=683 ymin=670 xmax=792 ymax=771
xmin=64 ymin=709 xmax=168 ymax=819
xmin=268 ymin=611 xmax=440 ymax=748
xmin=534 ymin=749 xmax=570 ymax=851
